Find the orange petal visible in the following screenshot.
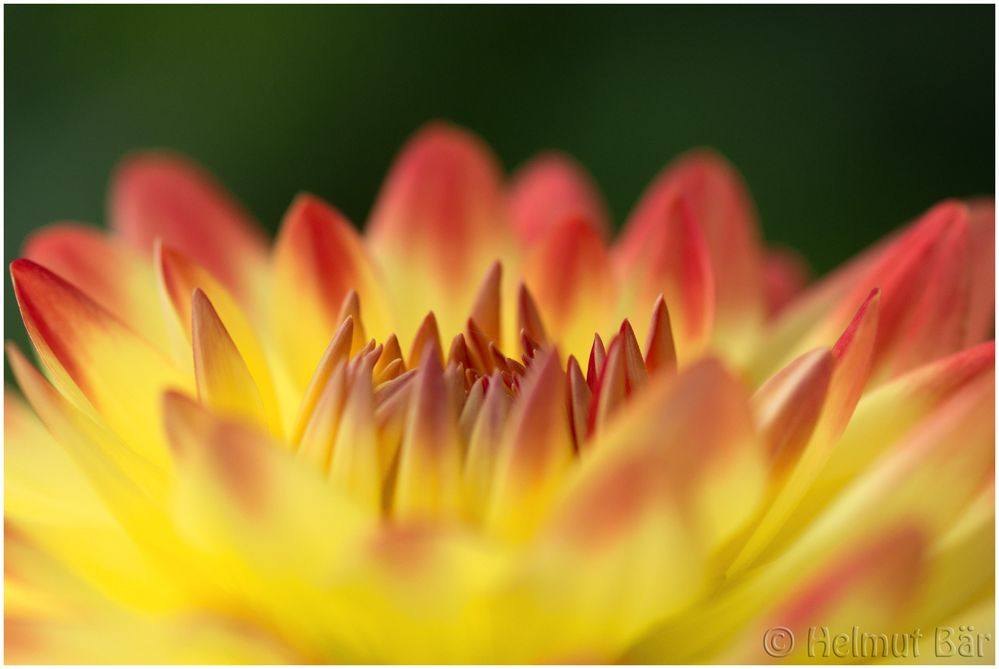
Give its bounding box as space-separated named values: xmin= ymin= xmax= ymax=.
xmin=271 ymin=194 xmax=387 ymax=388
xmin=407 ymin=312 xmax=444 ymax=369
xmin=507 ymin=152 xmax=610 ymax=243
xmin=523 ymin=217 xmax=615 ymax=359
xmin=468 ymin=261 xmax=502 ymax=346
xmin=617 ymin=320 xmax=648 ymax=393
xmin=566 ymin=355 xmax=591 ymax=451
xmin=367 ymin=122 xmax=512 ymax=342
xmin=373 ymin=334 xmax=404 ymax=382
xmin=10 ymin=259 xmax=191 ymax=466
xmin=643 ymin=295 xmax=677 ymax=376
xmin=516 ymin=283 xmax=549 ymax=345
xmin=23 ymin=223 xmax=168 ymax=351
xmin=109 ymin=153 xmax=268 ymax=301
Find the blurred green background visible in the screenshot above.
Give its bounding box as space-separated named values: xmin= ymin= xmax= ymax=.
xmin=4 ymin=5 xmax=994 ymax=359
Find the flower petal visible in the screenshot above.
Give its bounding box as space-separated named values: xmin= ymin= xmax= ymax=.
xmin=4 ymin=387 xmax=118 ymax=533
xmin=756 ymin=201 xmax=978 ymax=382
xmin=613 ymin=194 xmax=716 ymax=363
xmin=777 ymin=341 xmax=996 ymax=544
xmin=752 ymin=347 xmax=834 ymax=472
xmin=516 ymin=359 xmax=766 ymax=659
xmin=720 ymin=527 xmax=927 ymax=662
xmin=523 ymin=217 xmax=615 ymax=360
xmin=728 ymin=291 xmax=880 ymax=574
xmin=392 ymin=349 xmax=463 ymax=521
xmin=965 ymin=198 xmax=995 ymax=346
xmin=367 ymin=122 xmax=513 ymax=342
xmin=643 ymin=295 xmax=677 ymax=377
xmin=487 ymin=349 xmax=574 ymax=539
xmin=616 ymin=150 xmax=763 ymax=358
xmin=462 ymin=373 xmax=511 ymax=519
xmin=192 ymin=289 xmax=272 ymax=432
xmin=507 ymin=152 xmax=610 ymax=243
xmin=156 ymin=244 xmax=284 ymax=432
xmin=11 ymin=259 xmax=192 ymax=466
xmin=328 ymin=354 xmax=383 ymax=512
xmin=629 ymin=371 xmax=993 ymax=662
xmin=23 ymin=223 xmax=168 ymax=351
xmin=271 ymin=194 xmax=389 ymax=388
xmin=109 ymin=152 xmax=268 ymax=301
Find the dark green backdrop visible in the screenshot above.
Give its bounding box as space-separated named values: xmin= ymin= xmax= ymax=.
xmin=5 ymin=5 xmax=995 ymax=359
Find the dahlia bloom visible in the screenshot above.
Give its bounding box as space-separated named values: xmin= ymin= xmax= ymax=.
xmin=5 ymin=122 xmax=995 ymax=663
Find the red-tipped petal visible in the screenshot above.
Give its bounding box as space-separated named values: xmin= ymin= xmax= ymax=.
xmin=109 ymin=153 xmax=268 ymax=300
xmin=272 ymin=194 xmax=386 ymax=387
xmin=617 ymin=150 xmax=763 ymax=348
xmin=367 ymin=122 xmax=512 ymax=341
xmin=758 ymin=201 xmax=978 ymax=382
xmin=507 ymin=152 xmax=610 ymax=244
xmin=24 ymin=223 xmax=168 ymax=351
xmin=524 ymin=217 xmax=615 ymax=359
xmin=11 ymin=259 xmax=190 ymax=465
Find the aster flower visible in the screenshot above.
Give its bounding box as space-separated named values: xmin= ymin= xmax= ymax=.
xmin=5 ymin=122 xmax=994 ymax=663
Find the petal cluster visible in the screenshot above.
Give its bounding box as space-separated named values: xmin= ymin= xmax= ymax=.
xmin=5 ymin=122 xmax=995 ymax=663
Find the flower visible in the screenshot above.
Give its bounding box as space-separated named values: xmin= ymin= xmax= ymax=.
xmin=5 ymin=122 xmax=995 ymax=664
